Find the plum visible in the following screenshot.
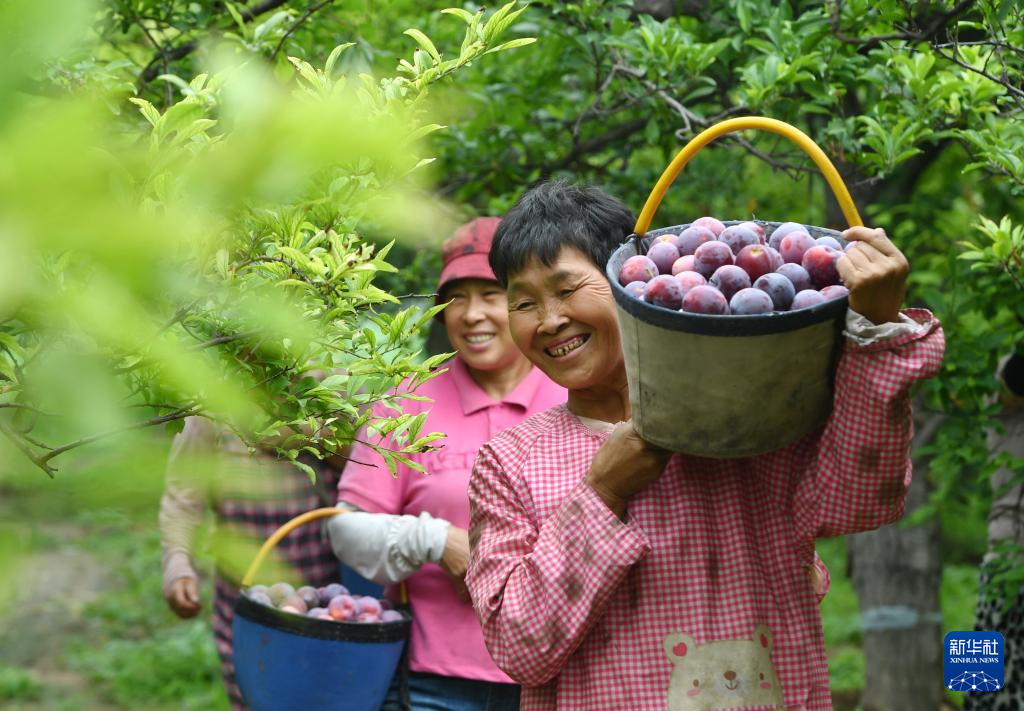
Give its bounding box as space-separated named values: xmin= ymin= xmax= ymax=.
xmin=280 ymin=594 xmax=308 ymax=614
xmin=319 ymin=583 xmax=347 ymax=606
xmin=297 ymin=586 xmax=319 ymax=610
xmin=768 ymin=221 xmax=807 ymax=250
xmin=820 ymin=284 xmax=850 ymax=301
xmin=844 ymin=241 xmax=859 ymax=254
xmin=328 ymin=594 xmax=358 ymax=621
xmin=673 ymin=270 xmax=707 ymax=295
xmin=248 ymin=585 xmax=269 ymax=598
xmin=692 ymin=216 xmax=726 ymax=236
xmin=307 ymin=607 xmax=327 ymax=618
xmin=248 ymin=591 xmax=272 ymax=607
xmin=682 ymin=285 xmax=729 ymax=314
xmin=791 ymin=289 xmax=826 ymax=310
xmin=775 ymin=263 xmax=812 ymax=293
xmin=268 ymin=582 xmax=295 ymax=606
xmin=737 ymin=221 xmax=766 ymax=242
xmin=693 ymin=241 xmax=734 ymax=278
xmin=801 ymin=245 xmax=842 ymax=288
xmin=767 ymin=246 xmax=784 ymax=271
xmin=380 ymin=610 xmax=404 ymax=622
xmin=357 ymin=597 xmax=383 ymax=616
xmin=778 ymin=230 xmax=815 ymax=264
xmin=734 ymin=244 xmax=773 ymax=282
xmin=677 ymin=226 xmax=716 ymax=256
xmin=618 ymin=255 xmax=658 ymax=285
xmin=709 ymin=265 xmax=751 ymax=301
xmin=623 ymin=280 xmax=647 ymax=300
xmin=729 ymin=288 xmax=774 ymax=315
xmin=753 ymin=272 xmax=796 ymax=311
xmin=671 ymin=254 xmax=697 ymax=275
xmin=814 ymin=235 xmax=843 ymax=250
xmin=645 ymin=275 xmax=684 ymax=309
xmin=646 ymin=240 xmax=680 ymax=275
xmin=652 ymin=233 xmax=680 ymax=250
xmin=719 ymin=225 xmax=761 ymax=256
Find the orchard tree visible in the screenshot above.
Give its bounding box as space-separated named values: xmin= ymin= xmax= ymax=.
xmin=0 ymin=1 xmax=535 ymax=482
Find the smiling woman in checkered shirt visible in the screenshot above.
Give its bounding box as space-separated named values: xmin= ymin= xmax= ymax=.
xmin=463 ymin=180 xmax=945 ymax=711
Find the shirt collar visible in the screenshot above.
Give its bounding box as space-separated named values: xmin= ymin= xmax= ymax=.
xmin=449 ymin=355 xmax=544 ymax=415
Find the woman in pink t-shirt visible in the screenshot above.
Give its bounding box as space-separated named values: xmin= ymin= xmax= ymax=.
xmin=327 ymin=217 xmax=566 ymax=711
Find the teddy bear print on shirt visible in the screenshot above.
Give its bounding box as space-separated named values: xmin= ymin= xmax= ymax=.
xmin=663 ymin=624 xmax=784 ymax=710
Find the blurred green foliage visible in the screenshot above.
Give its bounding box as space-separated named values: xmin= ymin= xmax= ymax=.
xmin=1 ymin=1 xmax=1023 ymax=706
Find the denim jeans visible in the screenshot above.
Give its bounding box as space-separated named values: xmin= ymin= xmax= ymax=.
xmin=380 ymin=670 xmax=521 ymax=711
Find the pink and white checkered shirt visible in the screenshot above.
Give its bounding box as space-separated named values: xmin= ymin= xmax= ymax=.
xmin=466 ymin=309 xmax=944 ymax=710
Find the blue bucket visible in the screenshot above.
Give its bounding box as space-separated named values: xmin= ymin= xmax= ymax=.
xmin=231 ymin=507 xmax=411 ymax=711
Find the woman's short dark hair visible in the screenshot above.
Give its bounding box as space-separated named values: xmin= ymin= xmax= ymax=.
xmin=488 ymin=180 xmax=635 ymax=287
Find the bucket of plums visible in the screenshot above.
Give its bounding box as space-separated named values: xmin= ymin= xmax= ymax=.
xmin=606 ymin=117 xmax=865 ymax=458
xmin=232 ymin=507 xmax=410 ymax=711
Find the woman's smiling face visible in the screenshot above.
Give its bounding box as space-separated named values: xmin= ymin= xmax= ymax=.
xmin=505 ymin=246 xmax=625 ymax=392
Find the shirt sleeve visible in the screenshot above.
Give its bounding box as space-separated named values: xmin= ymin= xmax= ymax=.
xmin=326 ymin=510 xmax=451 ymax=584
xmin=465 ymin=443 xmax=651 ymax=687
xmin=782 ymin=308 xmax=945 ymax=540
xmin=160 ymin=416 xmax=214 ymax=595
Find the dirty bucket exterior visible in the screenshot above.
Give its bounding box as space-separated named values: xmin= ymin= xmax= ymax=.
xmin=232 ymin=593 xmax=409 ymax=711
xmin=607 ymin=221 xmax=848 ymax=458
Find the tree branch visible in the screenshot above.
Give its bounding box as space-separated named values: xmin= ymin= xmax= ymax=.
xmin=830 ymin=0 xmax=976 ymax=48
xmin=137 ymin=0 xmax=291 ymax=88
xmin=36 ymin=406 xmax=201 ymax=471
xmin=271 ymin=0 xmax=336 ymax=61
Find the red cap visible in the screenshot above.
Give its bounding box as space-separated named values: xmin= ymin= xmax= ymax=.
xmin=436 ymin=217 xmax=501 ymax=298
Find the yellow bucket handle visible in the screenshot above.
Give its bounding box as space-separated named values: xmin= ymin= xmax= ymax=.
xmin=633 ymin=116 xmax=863 ymax=236
xmin=241 ymin=506 xmax=409 ymax=604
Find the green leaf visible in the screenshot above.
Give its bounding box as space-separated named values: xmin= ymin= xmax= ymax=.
xmin=325 ymin=43 xmax=355 ymax=76
xmin=404 ymin=28 xmax=441 ymax=63
xmin=483 ymin=37 xmax=537 ymax=55
xmin=441 ymin=8 xmax=476 ymax=24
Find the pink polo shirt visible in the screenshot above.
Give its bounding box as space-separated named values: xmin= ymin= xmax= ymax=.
xmin=337 ymin=355 xmax=567 ymax=682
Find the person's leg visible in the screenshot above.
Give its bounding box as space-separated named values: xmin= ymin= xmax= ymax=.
xmin=212 ymin=576 xmax=249 ymax=711
xmin=405 ymin=672 xmax=490 ymax=711
xmin=484 ymin=681 xmax=520 ymax=711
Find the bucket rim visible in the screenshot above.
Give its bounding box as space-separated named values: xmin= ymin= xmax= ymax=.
xmin=234 ymin=592 xmax=411 ymax=643
xmin=607 ymin=220 xmax=848 ymax=337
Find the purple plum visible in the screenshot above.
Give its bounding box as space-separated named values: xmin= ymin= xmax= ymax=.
xmin=682 ymin=285 xmax=729 ymax=314
xmin=645 ymin=275 xmax=684 ymax=310
xmin=709 ymin=264 xmax=751 ymax=301
xmin=775 ymin=263 xmax=812 ymax=293
xmin=791 ymin=289 xmax=827 ymax=310
xmin=820 ymin=284 xmax=850 ymax=300
xmin=778 ymin=230 xmax=815 ymax=264
xmin=693 ymin=241 xmax=734 ymax=278
xmin=673 ymin=270 xmax=707 ymax=296
xmin=692 ymin=216 xmax=726 ymax=236
xmin=671 ymin=254 xmax=697 ymax=275
xmin=734 ymin=244 xmax=773 ymax=282
xmin=677 ymin=226 xmax=716 ymax=256
xmin=618 ymin=255 xmax=658 ymax=286
xmin=719 ymin=225 xmax=761 ymax=256
xmin=801 ymin=245 xmax=842 ymax=288
xmin=768 ymin=222 xmax=808 ymax=250
xmin=729 ymin=288 xmax=774 ymax=315
xmin=646 ymin=240 xmax=681 ymax=275
xmin=753 ymin=272 xmax=796 ymax=311
xmin=623 ymin=280 xmax=647 ymax=300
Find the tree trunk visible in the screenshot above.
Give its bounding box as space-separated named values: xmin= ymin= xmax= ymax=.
xmin=847 ymin=408 xmax=945 ymax=711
